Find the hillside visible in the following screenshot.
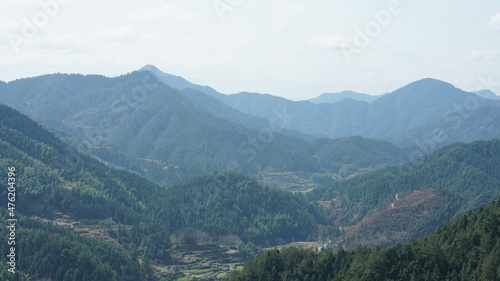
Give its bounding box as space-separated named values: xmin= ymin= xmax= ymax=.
xmin=145 ymin=66 xmax=500 ymax=144
xmin=180 ymin=88 xmax=271 ymax=132
xmin=390 ymin=105 xmax=500 ymax=149
xmin=227 ymin=197 xmax=500 ymax=281
xmin=0 ymin=72 xmax=407 ymax=188
xmin=140 ymin=64 xmax=223 ymax=99
xmin=160 ymin=171 xmax=326 ymax=246
xmin=181 ymin=88 xmax=316 ymax=139
xmin=361 ymin=78 xmax=496 ymax=137
xmin=0 ymin=103 xmax=164 ymax=280
xmin=307 ymin=139 xmax=500 ymax=246
xmin=0 ymin=104 xmax=339 ymax=280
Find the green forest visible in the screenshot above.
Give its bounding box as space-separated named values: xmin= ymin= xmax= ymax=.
xmin=0 ymin=71 xmax=499 ymax=281
xmin=307 ymin=139 xmax=500 ymax=245
xmin=228 ymin=198 xmax=500 ymax=281
xmin=0 ymin=72 xmax=408 ymax=187
xmin=0 ymin=104 xmax=326 ymax=279
xmin=158 ymin=172 xmax=326 ymax=246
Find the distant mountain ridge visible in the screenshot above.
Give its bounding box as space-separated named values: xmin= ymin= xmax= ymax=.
xmin=140 ymin=65 xmax=223 ymax=99
xmin=308 ymin=90 xmax=382 ymax=104
xmin=142 ymin=66 xmax=500 ymax=146
xmin=0 ymin=71 xmax=407 ymax=187
xmin=474 ymin=89 xmax=500 ymax=100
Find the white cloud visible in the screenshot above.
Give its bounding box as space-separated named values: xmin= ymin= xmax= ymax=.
xmin=128 ymin=5 xmax=177 ymax=20
xmin=184 ymin=33 xmax=202 ymax=43
xmin=50 ymin=33 xmax=83 ymax=48
xmin=0 ymin=0 xmax=37 ymax=8
xmin=226 ymin=39 xmax=253 ymax=47
xmin=469 ymin=49 xmax=500 ymax=60
xmin=274 ymin=23 xmax=288 ymax=32
xmin=0 ymin=19 xmax=18 ymax=33
xmin=274 ymin=4 xmax=308 ymax=21
xmin=490 ymin=12 xmax=500 ymax=30
xmin=308 ymin=34 xmax=354 ymax=49
xmin=94 ymin=25 xmax=136 ymax=41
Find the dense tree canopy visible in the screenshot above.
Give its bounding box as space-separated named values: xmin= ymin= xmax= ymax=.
xmin=228 ymin=197 xmax=500 ymax=281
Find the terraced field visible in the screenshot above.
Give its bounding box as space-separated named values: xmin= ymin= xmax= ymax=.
xmin=155 ymin=245 xmax=244 ymax=280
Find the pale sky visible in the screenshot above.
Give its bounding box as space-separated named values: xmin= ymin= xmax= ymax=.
xmin=0 ymin=0 xmax=499 ymax=100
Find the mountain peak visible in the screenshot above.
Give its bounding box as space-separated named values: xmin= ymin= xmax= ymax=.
xmin=137 ymin=65 xmax=223 ymax=98
xmin=388 ymin=78 xmax=464 ymax=98
xmin=309 ymin=90 xmax=379 ymax=104
xmin=408 ymin=78 xmax=457 ymax=88
xmin=139 ymin=64 xmax=165 ymax=74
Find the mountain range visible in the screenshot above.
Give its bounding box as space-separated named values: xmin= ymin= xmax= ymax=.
xmin=308 ymin=90 xmax=382 ymax=104
xmin=1 ymin=67 xmax=500 ymax=280
xmin=0 ymin=71 xmax=407 ymax=187
xmin=0 ymin=103 xmax=329 ymax=280
xmin=142 ymin=66 xmax=500 ymax=148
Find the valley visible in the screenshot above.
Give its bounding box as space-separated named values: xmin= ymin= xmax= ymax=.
xmin=0 ymin=67 xmax=499 ymax=280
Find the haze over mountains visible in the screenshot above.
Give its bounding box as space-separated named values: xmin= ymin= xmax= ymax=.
xmin=308 ymin=91 xmax=382 ymax=104
xmin=1 ymin=100 xmax=498 ymax=280
xmin=0 ymin=70 xmax=407 ymax=188
xmin=1 ymin=66 xmax=500 ymax=189
xmin=1 ymin=66 xmax=500 ymax=280
xmin=141 ymin=65 xmax=500 ymax=145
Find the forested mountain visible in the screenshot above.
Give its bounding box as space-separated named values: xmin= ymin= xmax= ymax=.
xmin=144 ymin=66 xmax=500 ymax=144
xmin=307 ymin=139 xmax=500 ymax=246
xmin=308 ymin=91 xmax=381 ymax=104
xmin=228 ymin=197 xmax=500 ymax=281
xmin=180 ymin=88 xmax=316 ymax=139
xmin=0 ymin=72 xmax=407 ymax=187
xmin=2 ymin=67 xmax=498 ymax=280
xmin=180 ymin=88 xmax=271 ymax=131
xmin=140 ymin=64 xmax=223 ymax=99
xmin=0 ymin=104 xmax=335 ymax=279
xmin=391 ymin=105 xmax=500 ymax=148
xmin=0 ymin=103 xmax=164 ymax=280
xmin=363 ymin=78 xmax=498 ymax=138
xmin=217 ymin=79 xmax=498 ymax=140
xmin=159 ymin=172 xmax=326 ymax=246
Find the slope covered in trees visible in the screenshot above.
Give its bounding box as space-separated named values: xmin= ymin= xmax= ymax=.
xmin=145 ymin=65 xmax=500 ymax=143
xmin=159 ymin=171 xmax=326 ymax=246
xmin=0 ymin=216 xmax=149 ymax=281
xmin=307 ymin=139 xmax=500 ymax=246
xmin=0 ymin=104 xmax=164 ymax=279
xmin=0 ymin=104 xmax=336 ymax=279
xmin=391 ymin=105 xmax=500 ymax=149
xmin=228 ymin=197 xmax=500 ymax=281
xmin=0 ymin=72 xmax=407 ymax=188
